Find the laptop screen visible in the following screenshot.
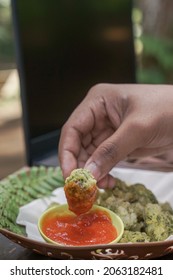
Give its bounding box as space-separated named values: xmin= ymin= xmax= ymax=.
xmin=11 ymin=0 xmax=136 ymax=165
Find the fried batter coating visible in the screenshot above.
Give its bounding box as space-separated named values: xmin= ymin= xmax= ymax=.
xmin=144 ymin=203 xmax=173 ymax=241
xmin=161 ymin=202 xmax=173 ymax=214
xmin=96 ymin=179 xmax=155 ymax=231
xmin=97 ymin=194 xmax=138 ymax=230
xmin=96 ymin=177 xmax=173 ymax=242
xmin=103 ymin=179 xmax=158 ymax=205
xmin=64 ymin=168 xmax=98 ymax=215
xmin=111 ymin=178 xmax=134 ymax=201
xmin=119 ymin=230 xmax=150 ymax=243
xmin=129 ymin=184 xmax=158 ymax=205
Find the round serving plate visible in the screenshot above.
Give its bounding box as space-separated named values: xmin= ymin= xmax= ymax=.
xmin=1 ymin=163 xmax=173 ymax=259
xmin=1 ymin=228 xmax=173 ymax=260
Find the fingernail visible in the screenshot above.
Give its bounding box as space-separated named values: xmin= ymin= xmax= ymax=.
xmin=85 ymin=162 xmax=101 ymax=180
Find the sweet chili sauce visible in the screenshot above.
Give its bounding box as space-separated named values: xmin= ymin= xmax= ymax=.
xmin=42 ymin=209 xmax=117 ymax=246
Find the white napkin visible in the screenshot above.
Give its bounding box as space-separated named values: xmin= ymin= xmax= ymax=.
xmin=16 ymin=188 xmax=67 ymax=242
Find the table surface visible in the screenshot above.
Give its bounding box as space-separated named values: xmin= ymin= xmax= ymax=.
xmin=1 ymin=160 xmax=173 ymax=260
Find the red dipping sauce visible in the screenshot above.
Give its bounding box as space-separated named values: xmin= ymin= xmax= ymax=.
xmin=42 ymin=209 xmax=117 ymax=246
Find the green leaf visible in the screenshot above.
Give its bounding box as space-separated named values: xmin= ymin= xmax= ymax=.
xmin=0 ymin=166 xmax=65 ymax=236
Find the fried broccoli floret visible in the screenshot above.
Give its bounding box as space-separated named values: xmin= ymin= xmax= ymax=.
xmin=64 ymin=168 xmax=98 ymax=215
xmin=111 ymin=178 xmax=134 ymax=201
xmin=131 ymin=202 xmax=144 ymax=220
xmin=108 ymin=179 xmax=158 ymax=205
xmin=97 ymin=194 xmax=139 ymax=230
xmin=114 ymin=201 xmax=138 ymax=231
xmin=119 ymin=230 xmax=150 ymax=243
xmin=129 ymin=184 xmax=158 ymax=205
xmin=144 ymin=203 xmax=173 ymax=241
xmin=97 ymin=181 xmax=152 ymax=231
xmin=160 ymin=202 xmax=173 ymax=214
xmin=96 ymin=177 xmax=173 ymax=243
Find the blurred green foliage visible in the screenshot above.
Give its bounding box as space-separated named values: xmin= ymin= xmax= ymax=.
xmin=1 ymin=0 xmax=173 ymax=84
xmin=137 ymin=36 xmax=173 ymax=85
xmin=0 ymin=1 xmax=15 ymax=68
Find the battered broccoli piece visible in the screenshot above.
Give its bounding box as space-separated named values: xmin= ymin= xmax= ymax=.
xmin=96 ymin=191 xmax=118 ymax=211
xmin=96 ymin=178 xmax=173 ymax=243
xmin=114 ymin=177 xmax=128 ymax=192
xmin=65 ymin=168 xmax=96 ymax=188
xmin=109 ymin=179 xmax=158 ymax=205
xmin=161 ymin=202 xmax=173 ymax=214
xmin=130 ymin=184 xmax=158 ymax=205
xmin=97 ymin=182 xmax=149 ymax=231
xmin=119 ymin=230 xmax=150 ymax=243
xmin=114 ymin=201 xmax=138 ymax=231
xmin=112 ymin=178 xmax=134 ymax=201
xmin=97 ymin=194 xmax=139 ymax=230
xmin=96 ymin=178 xmax=132 ymax=203
xmin=131 ymin=202 xmax=144 ymax=220
xmin=64 ymin=168 xmax=98 ymax=215
xmin=144 ymin=203 xmax=173 ymax=241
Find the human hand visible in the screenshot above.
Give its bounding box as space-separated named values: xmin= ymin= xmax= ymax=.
xmin=58 ymin=83 xmax=173 ymax=187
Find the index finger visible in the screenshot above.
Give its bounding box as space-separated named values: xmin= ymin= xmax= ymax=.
xmin=58 ymin=94 xmax=97 ymax=178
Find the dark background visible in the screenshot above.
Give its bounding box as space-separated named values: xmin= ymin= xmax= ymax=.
xmin=15 ymin=0 xmax=135 ymax=138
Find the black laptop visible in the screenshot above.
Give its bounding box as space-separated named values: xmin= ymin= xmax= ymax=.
xmin=11 ymin=0 xmax=136 ymax=168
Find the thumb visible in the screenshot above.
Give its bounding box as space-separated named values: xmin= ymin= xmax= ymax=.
xmin=84 ymin=121 xmax=142 ymax=180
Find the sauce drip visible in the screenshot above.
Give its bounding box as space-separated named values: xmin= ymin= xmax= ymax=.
xmin=42 ymin=209 xmax=117 ymax=246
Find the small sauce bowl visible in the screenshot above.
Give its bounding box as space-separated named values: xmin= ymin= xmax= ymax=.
xmin=38 ymin=204 xmax=124 ymax=246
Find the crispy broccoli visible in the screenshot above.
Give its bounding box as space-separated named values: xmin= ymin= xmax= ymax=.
xmin=96 ymin=178 xmax=173 ymax=243
xmin=119 ymin=230 xmax=150 ymax=243
xmin=107 ymin=179 xmax=158 ymax=205
xmin=130 ymin=184 xmax=158 ymax=205
xmin=160 ymin=202 xmax=173 ymax=214
xmin=144 ymin=203 xmax=173 ymax=241
xmin=97 ymin=194 xmax=139 ymax=230
xmin=64 ymin=168 xmax=98 ymax=215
